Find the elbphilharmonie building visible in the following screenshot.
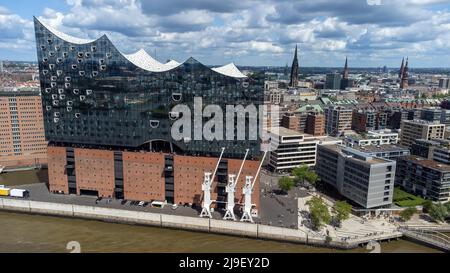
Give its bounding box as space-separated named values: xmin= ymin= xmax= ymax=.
xmin=34 ymin=17 xmax=263 ymax=208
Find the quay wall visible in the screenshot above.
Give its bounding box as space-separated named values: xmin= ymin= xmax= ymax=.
xmin=0 ymin=198 xmax=401 ymax=249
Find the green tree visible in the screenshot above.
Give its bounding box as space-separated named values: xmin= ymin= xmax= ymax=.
xmin=422 ymin=200 xmax=433 ymax=213
xmin=333 ymin=201 xmax=352 ymax=226
xmin=305 ymin=171 xmax=319 ymax=187
xmin=278 ymin=176 xmax=295 ymax=193
xmin=306 ymin=196 xmax=331 ymax=230
xmin=400 ymin=207 xmax=418 ymax=222
xmin=444 ymin=202 xmax=450 ymax=212
xmin=429 ymin=203 xmax=448 ymax=223
xmin=292 ymin=165 xmax=308 ymax=184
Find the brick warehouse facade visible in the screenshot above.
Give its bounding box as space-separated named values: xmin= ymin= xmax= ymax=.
xmin=48 ymin=146 xmax=260 ymax=208
xmin=0 ymin=92 xmax=48 ymax=168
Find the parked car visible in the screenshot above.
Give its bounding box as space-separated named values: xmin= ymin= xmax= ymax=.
xmin=120 ymin=199 xmax=127 ymax=205
xmin=172 ymin=204 xmax=178 ymax=210
xmin=138 ymin=201 xmax=145 ymax=207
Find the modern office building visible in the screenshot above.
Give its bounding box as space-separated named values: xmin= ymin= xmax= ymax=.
xmin=351 ymin=145 xmax=410 ymax=161
xmin=305 ymin=112 xmax=325 ymax=136
xmin=399 ymin=120 xmax=445 ymax=148
xmin=324 ymin=106 xmax=353 ymax=136
xmin=316 ymin=144 xmax=396 ymax=209
xmin=396 ymin=156 xmax=450 ymax=202
xmin=411 ymin=139 xmax=443 ymax=159
xmin=411 ymin=138 xmax=450 ymax=163
xmin=325 ymin=72 xmax=341 ymax=90
xmin=439 ymin=78 xmax=449 ymax=89
xmin=0 ymin=91 xmax=48 ymax=167
xmin=34 ymin=18 xmax=264 ymax=209
xmin=352 ymin=110 xmax=388 ymax=133
xmin=420 ymin=107 xmax=450 ymax=126
xmin=269 ymin=127 xmax=341 ymax=172
xmin=432 ymin=146 xmax=450 ymax=164
xmin=388 ymin=110 xmax=409 ymax=130
xmin=344 ymin=130 xmax=399 ymax=147
xmin=281 ymin=113 xmax=301 ymax=132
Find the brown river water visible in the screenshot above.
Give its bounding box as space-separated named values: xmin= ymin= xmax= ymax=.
xmin=0 ymin=170 xmax=443 ymax=253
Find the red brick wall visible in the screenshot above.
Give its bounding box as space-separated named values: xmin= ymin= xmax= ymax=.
xmin=47 ymin=146 xmax=261 ymax=210
xmin=74 ymin=149 xmax=115 ymax=198
xmin=122 ymin=152 xmax=165 ymax=201
xmin=47 ymin=146 xmax=68 ymax=194
xmin=173 ymin=155 xmax=218 ymax=206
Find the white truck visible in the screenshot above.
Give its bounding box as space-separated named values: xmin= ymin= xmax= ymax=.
xmin=9 ymin=189 xmax=29 ymax=198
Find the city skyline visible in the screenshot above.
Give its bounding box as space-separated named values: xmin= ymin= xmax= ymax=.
xmin=0 ymin=0 xmax=450 ymax=67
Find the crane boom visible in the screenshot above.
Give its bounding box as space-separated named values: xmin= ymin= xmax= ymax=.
xmin=251 ymin=150 xmax=268 ymax=189
xmin=211 ymin=147 xmax=225 ymax=183
xmin=235 ymin=149 xmax=249 ymax=183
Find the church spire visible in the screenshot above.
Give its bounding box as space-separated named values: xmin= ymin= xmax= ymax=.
xmin=289 ymin=44 xmax=299 ymax=87
xmin=342 ymin=57 xmax=349 ymax=80
xmin=400 ymin=57 xmax=409 ymax=90
xmin=399 ymin=57 xmax=404 ymax=79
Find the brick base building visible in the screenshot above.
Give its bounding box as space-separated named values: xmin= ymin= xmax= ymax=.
xmin=47 ymin=146 xmax=260 ymax=209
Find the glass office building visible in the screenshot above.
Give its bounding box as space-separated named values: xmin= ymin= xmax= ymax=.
xmin=34 ymin=17 xmax=263 ymax=160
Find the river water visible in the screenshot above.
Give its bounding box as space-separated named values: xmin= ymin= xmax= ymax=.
xmin=0 ymin=170 xmax=443 ymax=253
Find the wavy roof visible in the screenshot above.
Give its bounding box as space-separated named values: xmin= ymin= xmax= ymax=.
xmin=35 ymin=17 xmax=247 ymax=78
xmin=123 ymin=49 xmax=181 ymax=72
xmin=212 ymin=63 xmax=247 ymax=79
xmin=38 ymin=18 xmax=96 ymax=45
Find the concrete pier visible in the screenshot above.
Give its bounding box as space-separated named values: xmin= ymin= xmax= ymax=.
xmin=0 ymin=197 xmax=402 ymax=250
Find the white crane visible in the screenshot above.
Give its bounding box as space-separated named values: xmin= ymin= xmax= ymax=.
xmin=240 ymin=150 xmax=268 ymax=223
xmin=224 ymin=149 xmax=249 ymax=221
xmin=200 ymin=147 xmax=225 ymax=218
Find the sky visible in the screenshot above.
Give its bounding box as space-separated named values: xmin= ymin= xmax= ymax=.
xmin=1 ymin=0 xmax=450 ymax=67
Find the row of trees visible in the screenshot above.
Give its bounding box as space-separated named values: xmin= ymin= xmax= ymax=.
xmin=424 ymin=201 xmax=450 ymax=223
xmin=278 ymin=165 xmax=319 ymax=193
xmin=306 ymin=196 xmax=352 ymax=230
xmin=400 ymin=201 xmax=450 ymax=223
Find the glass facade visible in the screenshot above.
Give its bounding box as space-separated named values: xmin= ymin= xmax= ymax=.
xmin=34 ymin=18 xmax=263 ymax=159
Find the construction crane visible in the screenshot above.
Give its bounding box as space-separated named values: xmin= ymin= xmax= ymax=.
xmin=200 ymin=147 xmax=225 ymax=218
xmin=240 ymin=150 xmax=268 ymax=223
xmin=223 ymin=149 xmax=249 ymax=221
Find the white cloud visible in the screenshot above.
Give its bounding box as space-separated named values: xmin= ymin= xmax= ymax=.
xmin=2 ymin=0 xmax=450 ymax=66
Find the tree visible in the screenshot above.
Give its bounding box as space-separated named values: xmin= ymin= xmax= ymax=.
xmin=306 ymin=196 xmax=331 ymax=230
xmin=305 ymin=171 xmax=319 ymax=187
xmin=292 ymin=165 xmax=308 ymax=185
xmin=278 ymin=176 xmax=295 ymax=193
xmin=429 ymin=203 xmax=448 ymax=223
xmin=333 ymin=201 xmax=352 ymax=226
xmin=422 ymin=200 xmax=433 ymax=213
xmin=400 ymin=207 xmax=417 ymax=222
xmin=444 ymin=201 xmax=450 ymax=212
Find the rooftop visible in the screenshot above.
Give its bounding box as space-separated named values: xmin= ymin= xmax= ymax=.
xmin=275 ymin=127 xmax=304 ymax=137
xmin=320 ymin=144 xmax=392 ymax=165
xmin=0 ymin=91 xmax=40 ymax=97
xmin=353 ymin=144 xmax=409 ymax=153
xmin=35 ymin=17 xmax=247 ymax=79
xmin=402 ymin=155 xmax=450 ymax=172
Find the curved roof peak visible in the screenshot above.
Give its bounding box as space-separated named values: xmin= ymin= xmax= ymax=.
xmin=212 ymin=63 xmax=247 ymax=79
xmin=35 ymin=17 xmax=246 ymax=78
xmin=123 ymin=49 xmax=181 ymax=72
xmin=35 ymin=17 xmax=96 ymax=45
